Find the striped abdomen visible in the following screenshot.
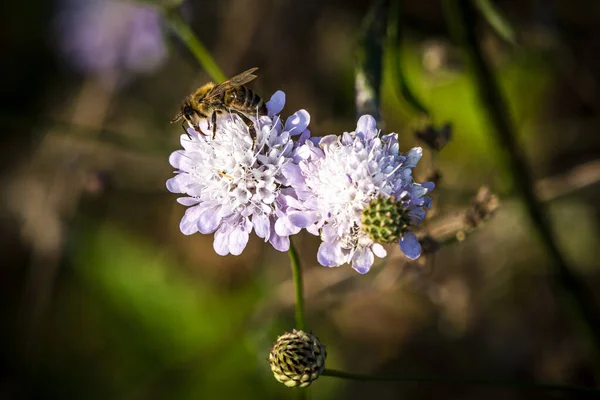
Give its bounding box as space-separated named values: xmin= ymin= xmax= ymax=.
xmin=224 ymin=86 xmax=267 ymax=116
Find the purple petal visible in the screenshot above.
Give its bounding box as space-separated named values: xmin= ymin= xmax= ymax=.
xmin=284 ymin=110 xmax=310 ymax=135
xmin=281 ymin=164 xmax=305 ymax=186
xmin=399 ymin=232 xmax=421 ymax=260
xmin=356 ymin=115 xmax=377 ymax=140
xmin=422 ymin=181 xmax=435 ymax=191
xmin=317 ymin=242 xmax=343 ymax=267
xmin=177 ymin=197 xmax=200 ymax=206
xmin=275 ymin=216 xmax=301 ymax=236
xmin=405 ymin=147 xmax=423 ymax=167
xmin=166 ymin=174 xmax=191 ymax=194
xmin=169 ymin=150 xmax=195 ymax=170
xmin=179 ymin=205 xmax=202 ymax=235
xmin=252 ymin=213 xmax=270 ymax=239
xmin=197 ymin=206 xmax=222 ymax=234
xmin=371 ymin=243 xmax=387 ymax=258
xmin=266 ymin=90 xmax=285 ymax=116
xmin=351 ymin=248 xmax=374 ymax=274
xmin=213 ymin=225 xmax=231 ymax=256
xmin=228 ymin=224 xmax=250 ymax=256
xmin=288 ymin=211 xmax=319 ymax=228
xmin=269 ymin=230 xmax=290 ymax=252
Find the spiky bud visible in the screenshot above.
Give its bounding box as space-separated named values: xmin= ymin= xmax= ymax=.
xmin=268 ymin=330 xmax=327 ymax=388
xmin=360 ymin=196 xmax=410 ymax=243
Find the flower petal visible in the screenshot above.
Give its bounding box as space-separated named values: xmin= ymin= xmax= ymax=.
xmin=177 ymin=197 xmax=200 ymax=206
xmin=266 ymin=90 xmax=285 ymax=116
xmin=275 ymin=216 xmax=301 ymax=236
xmin=355 ymin=115 xmax=377 ymax=140
xmin=399 ymin=232 xmax=421 ymax=260
xmin=288 ymin=211 xmax=319 ymax=228
xmin=269 ymin=227 xmax=290 ymax=252
xmin=228 ymin=223 xmax=250 ymax=256
xmin=213 ymin=225 xmax=231 ymax=256
xmin=422 ymin=181 xmax=435 ymax=191
xmin=371 ymin=243 xmax=387 ymax=258
xmin=252 ymin=213 xmax=270 ymax=239
xmin=317 ymin=242 xmax=343 ymax=267
xmin=179 ymin=205 xmax=202 ymax=235
xmin=351 ymin=248 xmax=374 ymax=274
xmin=166 ymin=174 xmax=191 ymax=194
xmin=197 ymin=206 xmax=222 ymax=234
xmin=169 ymin=150 xmax=196 ymax=171
xmin=405 ymin=147 xmax=423 ymax=167
xmin=284 ymin=110 xmax=310 ymax=136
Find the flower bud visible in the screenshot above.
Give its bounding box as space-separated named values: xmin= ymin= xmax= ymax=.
xmin=268 ymin=330 xmax=326 ymax=388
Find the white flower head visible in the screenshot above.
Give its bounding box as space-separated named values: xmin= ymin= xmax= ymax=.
xmin=280 ymin=115 xmax=434 ymax=273
xmin=167 ymin=91 xmax=311 ymax=255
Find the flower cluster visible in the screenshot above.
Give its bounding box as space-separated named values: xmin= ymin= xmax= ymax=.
xmin=167 ymin=95 xmax=434 ymax=272
xmin=167 ymin=91 xmax=310 ymax=255
xmin=279 ymin=115 xmax=434 ymax=273
xmin=56 ymin=0 xmax=167 ymax=78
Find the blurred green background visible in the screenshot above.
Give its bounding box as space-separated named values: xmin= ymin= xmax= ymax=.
xmin=1 ymin=0 xmax=600 ymax=399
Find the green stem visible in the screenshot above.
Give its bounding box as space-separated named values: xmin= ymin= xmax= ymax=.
xmin=163 ymin=7 xmax=227 ymax=83
xmin=472 ymin=0 xmax=517 ymax=45
xmin=288 ymin=240 xmax=306 ymax=331
xmin=443 ymin=0 xmax=600 ymax=357
xmin=322 ymin=369 xmax=600 ymax=395
xmin=387 ymin=0 xmax=430 ymax=116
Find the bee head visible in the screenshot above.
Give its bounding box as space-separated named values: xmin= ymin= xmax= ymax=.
xmin=183 ymin=104 xmax=194 ymax=119
xmin=171 ymin=102 xmax=195 ymax=124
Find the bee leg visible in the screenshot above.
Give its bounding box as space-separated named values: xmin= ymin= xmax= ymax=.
xmin=211 ymin=112 xmax=218 ymax=139
xmin=181 ymin=121 xmax=192 ymax=139
xmin=233 ymin=111 xmax=257 ymax=148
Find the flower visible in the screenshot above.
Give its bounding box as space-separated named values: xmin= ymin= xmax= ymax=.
xmin=166 ymin=91 xmax=312 ymax=256
xmin=56 ymin=0 xmax=167 ymax=78
xmin=279 ymin=115 xmax=434 ymax=274
xmin=268 ymin=330 xmax=326 ymax=388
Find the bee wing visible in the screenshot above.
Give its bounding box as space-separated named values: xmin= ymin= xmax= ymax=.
xmin=205 ymin=68 xmax=259 ymax=99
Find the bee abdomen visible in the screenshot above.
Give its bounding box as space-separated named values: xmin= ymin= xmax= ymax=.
xmin=241 ymin=87 xmax=266 ymax=115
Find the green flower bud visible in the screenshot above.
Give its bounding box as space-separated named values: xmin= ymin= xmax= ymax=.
xmin=360 ymin=195 xmax=410 ymax=243
xmin=268 ymin=330 xmax=327 ymax=388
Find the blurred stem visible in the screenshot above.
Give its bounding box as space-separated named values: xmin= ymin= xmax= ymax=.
xmin=355 ymin=0 xmax=390 ymax=123
xmin=443 ymin=0 xmax=600 ymax=357
xmin=288 ymin=240 xmax=306 ymax=331
xmin=387 ymin=0 xmax=429 ymax=116
xmin=322 ymin=369 xmax=600 ymax=394
xmin=163 ymin=7 xmax=227 ymax=82
xmin=473 ymin=0 xmax=517 ymax=45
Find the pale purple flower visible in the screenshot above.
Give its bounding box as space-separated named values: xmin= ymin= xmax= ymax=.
xmin=167 ymin=91 xmax=312 ymax=256
xmin=56 ymin=0 xmax=167 ymax=77
xmin=280 ymin=115 xmax=434 ymax=274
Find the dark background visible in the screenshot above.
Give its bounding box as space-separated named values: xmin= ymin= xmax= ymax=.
xmin=1 ymin=0 xmax=600 ymax=398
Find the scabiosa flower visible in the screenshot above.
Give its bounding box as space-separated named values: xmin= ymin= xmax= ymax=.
xmin=279 ymin=115 xmax=434 ymax=274
xmin=167 ymin=91 xmax=311 ymax=256
xmin=55 ymin=0 xmax=167 ymax=78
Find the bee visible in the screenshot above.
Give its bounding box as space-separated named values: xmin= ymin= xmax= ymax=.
xmin=171 ymin=67 xmax=267 ymax=142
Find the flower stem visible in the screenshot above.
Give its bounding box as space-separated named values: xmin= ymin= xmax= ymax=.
xmin=322 ymin=369 xmax=600 ymax=395
xmin=387 ymin=0 xmax=429 ymax=116
xmin=473 ymin=0 xmax=517 ymax=45
xmin=443 ymin=0 xmax=600 ymax=359
xmin=288 ymin=240 xmax=306 ymax=331
xmin=163 ymin=7 xmax=227 ymax=83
